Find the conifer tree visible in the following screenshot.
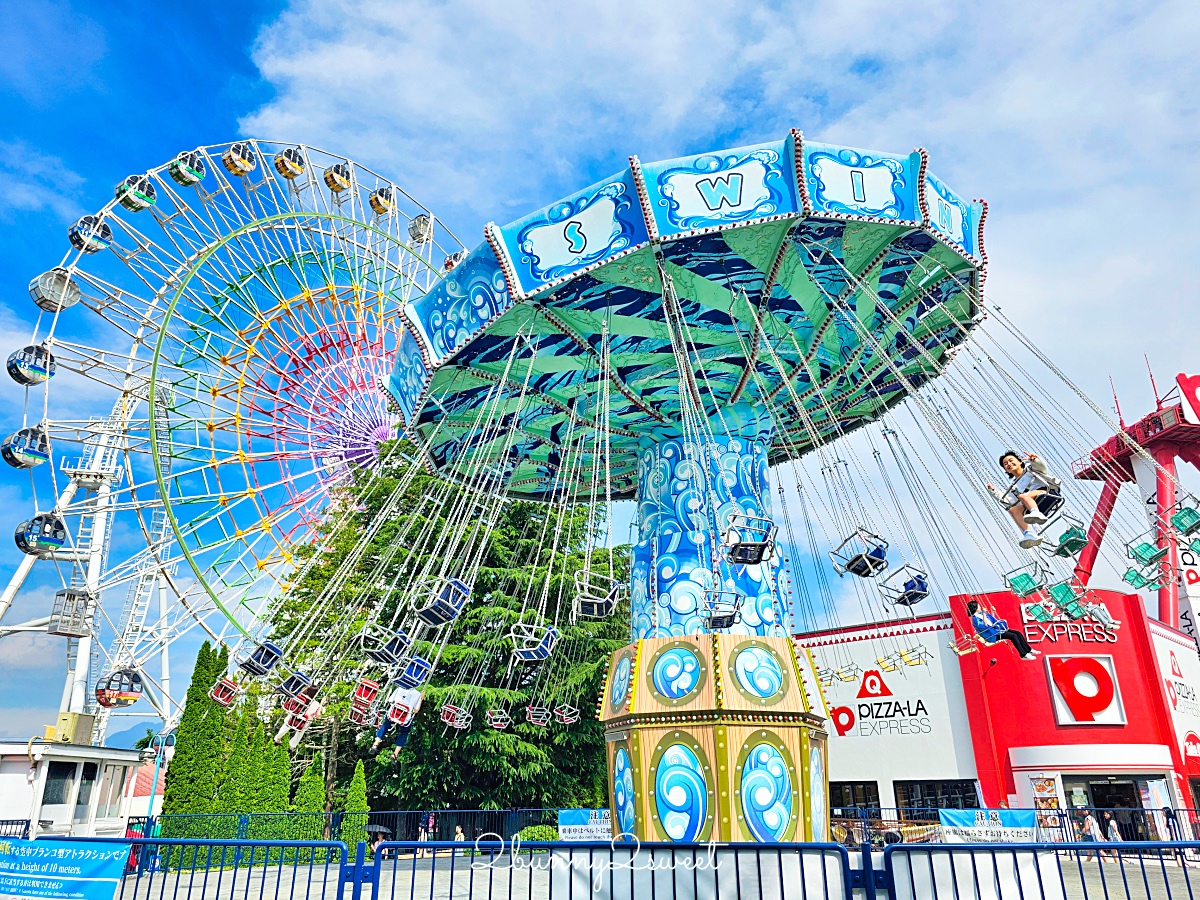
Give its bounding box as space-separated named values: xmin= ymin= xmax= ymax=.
xmin=244 ymin=722 xmax=266 ymax=812
xmin=340 ymin=760 xmax=371 ymax=850
xmin=214 ymin=716 xmax=250 ymax=815
xmin=292 ymin=752 xmax=327 ymax=842
xmin=161 ymin=641 xmax=225 ymax=819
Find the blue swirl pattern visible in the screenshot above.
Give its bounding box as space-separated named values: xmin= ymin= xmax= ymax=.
xmin=734 ymin=646 xmax=785 ymax=699
xmin=630 ymin=433 xmax=788 ymax=640
xmin=651 ymin=647 xmax=701 ymax=700
xmin=740 ymin=743 xmax=792 ymax=842
xmin=610 ymin=656 xmax=632 ymax=709
xmin=409 ymin=245 xmax=510 ymax=364
xmin=387 ymin=331 xmax=429 ymax=425
xmin=613 ymin=748 xmax=636 ymax=837
xmin=654 ymin=744 xmax=708 ymax=842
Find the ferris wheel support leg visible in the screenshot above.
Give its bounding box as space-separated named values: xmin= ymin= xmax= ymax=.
xmin=157 ymin=574 xmax=171 ymax=722
xmin=0 ymin=480 xmax=80 ymax=625
xmin=69 ymin=478 xmax=113 ymax=715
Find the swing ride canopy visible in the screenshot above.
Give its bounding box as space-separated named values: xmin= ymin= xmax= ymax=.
xmin=388 ymin=131 xmax=986 ymax=498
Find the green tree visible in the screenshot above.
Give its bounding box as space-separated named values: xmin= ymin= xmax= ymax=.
xmin=243 ymin=722 xmax=266 ymax=812
xmin=269 ymin=442 xmax=628 ymax=812
xmin=340 ymin=760 xmax=370 ymax=850
xmin=214 ymin=716 xmax=250 ymax=815
xmin=161 ymin=641 xmax=225 ymax=818
xmin=292 ymin=752 xmax=327 ymax=843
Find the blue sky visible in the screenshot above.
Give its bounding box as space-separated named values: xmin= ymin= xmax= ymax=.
xmin=1 ymin=0 xmax=1198 ymax=740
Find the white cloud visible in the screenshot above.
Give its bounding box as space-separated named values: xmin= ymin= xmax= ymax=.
xmin=0 ymin=141 xmax=86 ymax=223
xmin=244 ymin=0 xmax=1200 ymax=403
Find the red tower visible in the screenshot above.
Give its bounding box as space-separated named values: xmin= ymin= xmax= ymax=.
xmin=1072 ymin=372 xmax=1200 ymax=626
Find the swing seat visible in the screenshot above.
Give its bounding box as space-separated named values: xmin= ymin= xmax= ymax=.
xmin=510 ymin=624 xmax=559 ymax=661
xmin=1190 ymin=539 xmax=1200 ymax=555
xmin=353 ymin=679 xmax=380 ymax=705
xmin=723 ymin=514 xmax=778 ymax=565
xmin=1122 ymin=567 xmax=1167 ymax=591
xmin=1128 ymin=535 xmax=1168 ymax=568
xmin=208 ymin=677 xmax=239 ymax=708
xmin=348 ymin=704 xmax=370 ymax=726
xmin=880 ymin=565 xmax=929 ymax=607
xmin=700 ymin=590 xmax=743 ymax=630
xmin=486 ymin=709 xmax=511 ymax=730
xmin=363 ymin=628 xmax=411 ymax=666
xmin=278 ymin=672 xmax=311 ymax=699
xmin=1026 ymin=602 xmax=1054 ymax=623
xmin=282 ymin=684 xmax=318 ymax=715
xmin=416 ymin=577 xmax=471 ymax=626
xmin=573 ymin=571 xmax=624 ymax=618
xmin=553 ymin=704 xmax=580 ymax=725
xmin=1172 ymin=505 xmax=1200 ymax=537
xmin=397 ymin=655 xmax=433 ymax=689
xmin=238 ymin=640 xmax=284 ymax=677
xmin=1004 ymin=563 xmax=1045 ymax=598
xmin=898 ymin=646 xmax=931 ymax=667
xmin=830 ymin=528 xmax=889 ymax=578
xmin=948 ymin=637 xmax=978 ymax=656
xmin=285 ymin=712 xmax=310 ymax=732
xmin=526 ymin=705 xmax=551 ymax=727
xmin=387 ymin=689 xmax=422 ymax=726
xmin=1046 ymin=582 xmax=1088 ymax=620
xmin=816 ymin=667 xmax=836 ymax=688
xmin=833 ymin=664 xmax=862 ymax=682
xmin=440 ymin=704 xmax=472 ymax=729
xmin=876 ymin=654 xmax=902 ymax=673
xmin=1050 ymin=524 xmax=1089 ymax=558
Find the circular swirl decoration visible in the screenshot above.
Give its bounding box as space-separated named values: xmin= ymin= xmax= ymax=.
xmin=612 ymin=746 xmax=636 ymax=838
xmin=734 ymin=731 xmax=798 ymax=842
xmin=810 ymin=744 xmax=827 ymax=841
xmin=647 ymin=641 xmax=706 ymax=706
xmin=729 ymin=640 xmax=789 ymax=706
xmin=649 ymin=731 xmax=714 ymax=842
xmin=609 ymin=652 xmax=633 ymax=711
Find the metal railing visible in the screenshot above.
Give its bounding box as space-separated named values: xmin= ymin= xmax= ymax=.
xmin=43 ymin=833 xmax=1200 ymax=899
xmin=134 ymin=809 xmax=559 ymax=843
xmin=0 ymin=819 xmax=30 ymax=838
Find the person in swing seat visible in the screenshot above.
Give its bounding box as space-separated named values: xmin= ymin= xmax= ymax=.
xmin=987 ymin=451 xmax=1062 ymax=549
xmin=966 ymin=599 xmax=1040 ymax=661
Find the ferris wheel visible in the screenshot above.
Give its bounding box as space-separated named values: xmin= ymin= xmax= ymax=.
xmin=0 ymin=140 xmax=463 ymax=739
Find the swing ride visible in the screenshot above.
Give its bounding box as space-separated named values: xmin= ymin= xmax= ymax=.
xmin=4 ymin=125 xmax=1197 ymax=846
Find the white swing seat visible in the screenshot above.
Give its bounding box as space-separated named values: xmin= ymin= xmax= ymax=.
xmin=553 ymin=704 xmax=580 ymax=725
xmin=526 ymin=705 xmax=551 ymax=727
xmin=510 ymin=623 xmax=559 ymax=661
xmin=573 ymin=571 xmax=625 ymax=618
xmin=722 ymin=514 xmax=778 ymax=565
xmin=486 ymin=709 xmax=511 ymax=730
xmin=1087 ymin=602 xmax=1120 ymax=630
xmin=440 ymin=704 xmax=472 ymax=729
xmin=830 ymin=528 xmax=889 ymax=578
xmin=898 ymin=646 xmax=932 ymax=667
xmin=700 ymin=590 xmax=743 ymax=630
xmin=816 ymin=667 xmax=836 ymax=688
xmin=416 ymin=577 xmax=471 ymax=626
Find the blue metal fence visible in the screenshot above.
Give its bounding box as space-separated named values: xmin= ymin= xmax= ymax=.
xmin=43 ymin=834 xmax=1200 ymax=899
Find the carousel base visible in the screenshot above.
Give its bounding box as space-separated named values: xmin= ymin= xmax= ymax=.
xmin=600 ymin=634 xmax=828 ymax=843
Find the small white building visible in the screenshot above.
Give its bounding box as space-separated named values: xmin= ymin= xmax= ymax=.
xmin=796 ymin=613 xmax=979 ymax=809
xmin=0 ymin=740 xmax=145 ymax=837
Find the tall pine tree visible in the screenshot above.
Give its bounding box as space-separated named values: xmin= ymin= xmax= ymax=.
xmin=214 ymin=716 xmax=250 ymax=814
xmin=340 ymin=760 xmax=370 ymax=850
xmin=292 ymin=752 xmax=327 ymax=842
xmin=161 ymin=642 xmax=226 ymax=821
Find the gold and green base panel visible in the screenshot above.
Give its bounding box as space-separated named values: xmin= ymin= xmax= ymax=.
xmin=600 ymin=634 xmax=829 ymax=842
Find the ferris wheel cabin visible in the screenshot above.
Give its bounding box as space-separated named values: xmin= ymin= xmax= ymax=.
xmin=2 ymin=427 xmax=50 ymax=469
xmin=14 ymin=514 xmax=66 ymax=555
xmin=67 ymin=215 xmax=112 ymax=254
xmin=114 ymin=174 xmax=156 ymax=212
xmin=7 ymin=345 xmax=55 ymax=386
xmin=29 ymin=268 xmax=80 ymax=313
xmin=95 ymin=669 xmax=143 ymax=709
xmin=167 ymin=150 xmax=206 ymax=186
